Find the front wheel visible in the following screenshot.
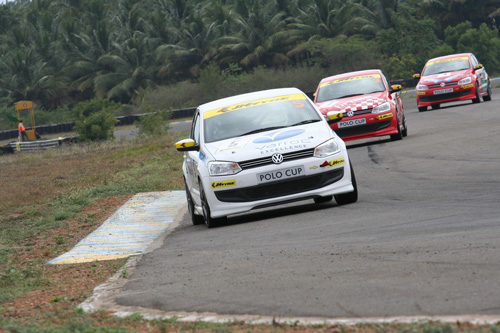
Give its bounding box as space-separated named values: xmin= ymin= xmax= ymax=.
xmin=390 ymin=114 xmax=403 ymax=141
xmin=431 ymin=103 xmax=441 ymax=110
xmin=418 ymin=106 xmax=428 ymax=112
xmin=200 ymin=182 xmax=226 ymax=228
xmin=334 ymin=163 xmax=358 ymax=205
xmin=185 ymin=179 xmax=204 ymax=225
xmin=472 ymin=82 xmax=481 ymax=103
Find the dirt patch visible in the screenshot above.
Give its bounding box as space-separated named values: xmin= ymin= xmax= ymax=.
xmin=1 ymin=195 xmax=131 ymax=322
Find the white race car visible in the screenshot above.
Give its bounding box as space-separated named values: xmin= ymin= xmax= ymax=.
xmin=175 ymin=88 xmax=357 ymax=228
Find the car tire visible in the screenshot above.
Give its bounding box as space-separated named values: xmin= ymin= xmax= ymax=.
xmin=472 ymin=82 xmax=481 ymax=103
xmin=418 ymin=106 xmax=427 ymax=112
xmin=200 ymin=181 xmax=226 ymax=228
xmin=483 ymin=82 xmax=492 ymax=101
xmin=390 ymin=114 xmax=403 ymax=141
xmin=431 ymin=104 xmax=441 ymax=110
xmin=402 ymin=115 xmax=408 ymax=137
xmin=314 ymin=196 xmax=333 ymax=204
xmin=185 ymin=179 xmax=204 ymax=225
xmin=334 ymin=162 xmax=358 ymax=205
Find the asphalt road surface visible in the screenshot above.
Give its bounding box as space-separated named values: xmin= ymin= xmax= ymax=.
xmin=115 ymin=91 xmax=500 ymax=319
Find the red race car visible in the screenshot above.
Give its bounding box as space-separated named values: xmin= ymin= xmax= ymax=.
xmin=413 ymin=53 xmax=492 ymax=112
xmin=314 ymin=69 xmax=407 ymax=142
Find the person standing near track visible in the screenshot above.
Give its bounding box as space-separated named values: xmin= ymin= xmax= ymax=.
xmin=18 ymin=119 xmax=29 ymax=141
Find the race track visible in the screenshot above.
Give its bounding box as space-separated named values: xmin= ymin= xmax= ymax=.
xmin=112 ymin=90 xmax=500 ymax=321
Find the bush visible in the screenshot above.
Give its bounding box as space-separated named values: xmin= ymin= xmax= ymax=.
xmin=73 ymin=99 xmax=120 ymax=141
xmin=136 ymin=106 xmax=171 ymax=137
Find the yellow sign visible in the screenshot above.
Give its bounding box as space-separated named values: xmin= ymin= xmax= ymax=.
xmin=461 ymin=84 xmax=473 ymax=89
xmin=320 ymin=74 xmax=381 ymax=88
xmin=427 ymin=56 xmax=468 ymax=65
xmin=211 ymin=179 xmax=237 ymax=189
xmin=15 ymin=100 xmax=33 ymax=110
xmin=204 ymin=94 xmax=306 ymax=119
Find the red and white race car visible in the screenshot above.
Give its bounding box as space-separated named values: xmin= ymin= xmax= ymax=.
xmin=314 ymin=69 xmax=407 ymax=142
xmin=413 ymin=53 xmax=492 ymax=112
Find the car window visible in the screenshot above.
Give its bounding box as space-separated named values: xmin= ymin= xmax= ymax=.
xmin=191 ymin=112 xmax=201 ymax=144
xmin=316 ymin=74 xmax=386 ymax=102
xmin=423 ymin=57 xmax=471 ymax=75
xmin=203 ymin=94 xmax=321 ymax=143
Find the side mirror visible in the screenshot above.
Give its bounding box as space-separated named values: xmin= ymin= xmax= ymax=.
xmin=326 ymin=111 xmax=344 ymax=125
xmin=391 ymin=84 xmax=402 ymax=93
xmin=175 ymin=138 xmax=199 ymax=152
xmin=413 ymin=74 xmax=421 ymax=79
xmin=474 ymin=64 xmax=484 ymax=70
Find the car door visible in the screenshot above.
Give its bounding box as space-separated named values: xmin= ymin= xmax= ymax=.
xmin=185 ymin=111 xmax=202 ymax=200
xmin=471 ymin=54 xmax=488 ymax=93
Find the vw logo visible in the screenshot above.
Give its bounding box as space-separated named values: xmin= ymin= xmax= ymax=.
xmin=440 ymin=82 xmax=445 ymax=87
xmin=271 ymin=153 xmax=284 ymax=164
xmin=347 ymin=110 xmax=354 ymax=117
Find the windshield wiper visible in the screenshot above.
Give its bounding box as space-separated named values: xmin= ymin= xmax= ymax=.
xmin=291 ymin=119 xmax=321 ymax=126
xmin=240 ymin=126 xmax=287 ymax=136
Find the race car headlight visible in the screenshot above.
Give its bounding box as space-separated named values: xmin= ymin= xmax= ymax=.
xmin=458 ymin=77 xmax=472 ymax=85
xmin=416 ymin=84 xmax=428 ymax=91
xmin=314 ymin=138 xmax=340 ymax=158
xmin=372 ymin=102 xmax=391 ymax=114
xmin=208 ymin=161 xmax=242 ymax=176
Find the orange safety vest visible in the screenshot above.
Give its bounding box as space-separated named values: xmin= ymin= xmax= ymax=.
xmin=18 ymin=122 xmax=26 ymax=132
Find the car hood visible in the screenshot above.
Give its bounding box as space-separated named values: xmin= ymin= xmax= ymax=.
xmin=316 ymin=91 xmax=388 ymax=114
xmin=203 ymin=122 xmax=333 ymax=161
xmin=420 ymin=69 xmax=470 ymax=85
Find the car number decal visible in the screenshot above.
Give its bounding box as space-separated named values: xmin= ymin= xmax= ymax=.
xmin=338 ymin=118 xmax=367 ymax=128
xmin=257 ymin=166 xmax=305 ymax=183
xmin=203 ymin=93 xmax=306 ymax=119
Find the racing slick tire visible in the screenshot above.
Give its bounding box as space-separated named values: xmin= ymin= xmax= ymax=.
xmin=431 ymin=104 xmax=441 ymax=110
xmin=185 ymin=178 xmax=204 ymax=225
xmin=390 ymin=114 xmax=403 ymax=141
xmin=334 ymin=163 xmax=358 ymax=205
xmin=418 ymin=106 xmax=428 ymax=112
xmin=483 ymin=82 xmax=492 ymax=102
xmin=472 ymin=82 xmax=481 ymax=103
xmin=200 ymin=181 xmax=226 ymax=228
xmin=314 ymin=195 xmax=333 ymax=204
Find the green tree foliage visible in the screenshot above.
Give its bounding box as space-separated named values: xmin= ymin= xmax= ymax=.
xmin=1 ymin=0 xmax=500 ymax=118
xmin=449 ymin=23 xmax=500 ymax=70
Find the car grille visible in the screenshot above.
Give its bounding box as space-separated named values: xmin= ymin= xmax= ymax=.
xmin=214 ymin=168 xmax=344 ymax=203
xmin=428 ymin=81 xmax=459 ymax=89
xmin=344 ymin=108 xmax=373 ymax=116
xmin=334 ymin=120 xmax=391 ymax=138
xmin=239 ymin=148 xmax=315 ymax=170
xmin=420 ymin=89 xmax=472 ymax=102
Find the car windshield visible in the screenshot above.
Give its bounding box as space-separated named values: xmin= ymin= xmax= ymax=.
xmin=423 ymin=57 xmax=470 ymax=76
xmin=203 ymin=94 xmax=321 ymax=143
xmin=316 ymin=75 xmax=386 ymax=102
